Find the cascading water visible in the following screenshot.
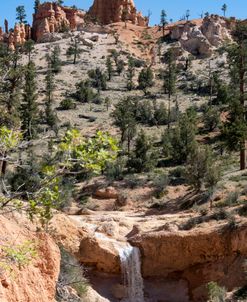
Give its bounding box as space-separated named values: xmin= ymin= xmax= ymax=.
xmin=117 ymin=244 xmax=145 ymax=302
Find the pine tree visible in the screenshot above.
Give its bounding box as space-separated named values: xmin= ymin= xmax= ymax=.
xmin=88 ymin=68 xmax=107 ymax=92
xmin=21 ymin=62 xmax=39 ymax=140
xmin=66 ymin=37 xmax=81 ymax=64
xmin=128 ymin=130 xmax=156 ymax=173
xmin=163 ymin=48 xmax=177 ymax=128
xmin=44 ymin=62 xmax=58 ymax=133
xmin=160 ymin=10 xmax=167 ymax=38
xmin=221 ymin=4 xmax=227 ymax=17
xmin=50 ymin=45 xmax=62 ymax=73
xmin=222 ymin=22 xmax=247 ymax=170
xmin=116 ymin=59 xmax=125 ymax=75
xmin=127 ymin=57 xmax=135 ymax=91
xmin=169 ymin=112 xmax=197 ymax=163
xmin=16 ymin=6 xmax=27 ymax=24
xmin=138 ymin=66 xmax=154 ymax=95
xmin=106 ymin=57 xmax=113 ymax=81
xmin=34 ymin=0 xmax=40 ymax=14
xmin=24 ymin=40 xmax=35 ymax=63
xmin=185 ymin=10 xmax=190 ymax=21
xmin=0 ymin=47 xmax=23 ymax=128
xmin=111 ymin=97 xmax=137 ymax=152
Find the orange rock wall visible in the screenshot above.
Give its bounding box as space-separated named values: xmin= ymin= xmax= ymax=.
xmin=32 ymin=2 xmax=85 ymax=42
xmin=88 ymin=0 xmax=148 ymax=26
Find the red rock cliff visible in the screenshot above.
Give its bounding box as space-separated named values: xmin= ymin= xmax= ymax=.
xmin=32 ymin=2 xmax=85 ymax=42
xmin=88 ymin=0 xmax=148 ymax=26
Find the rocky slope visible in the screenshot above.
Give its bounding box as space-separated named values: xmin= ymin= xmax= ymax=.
xmin=0 ymin=214 xmax=60 ymax=302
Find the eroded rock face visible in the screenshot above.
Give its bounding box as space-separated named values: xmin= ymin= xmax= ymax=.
xmin=0 ymin=22 xmax=31 ymax=50
xmin=88 ymin=0 xmax=148 ymax=26
xmin=132 ymin=223 xmax=247 ymax=301
xmin=8 ymin=23 xmax=31 ymax=50
xmin=0 ymin=214 xmax=60 ymax=302
xmin=169 ymin=16 xmax=233 ymax=57
xmin=32 ymin=2 xmax=85 ymax=42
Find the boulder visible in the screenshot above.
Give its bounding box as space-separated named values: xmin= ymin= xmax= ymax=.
xmin=77 ymin=234 xmax=120 ymax=273
xmin=93 ymin=187 xmax=119 ymax=199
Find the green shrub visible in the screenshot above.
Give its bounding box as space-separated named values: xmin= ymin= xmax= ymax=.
xmin=59 ymin=99 xmax=77 ymax=110
xmin=57 ymin=247 xmax=88 ymax=299
xmin=207 ymin=281 xmax=226 ymax=302
xmin=224 ymin=190 xmax=240 ymax=206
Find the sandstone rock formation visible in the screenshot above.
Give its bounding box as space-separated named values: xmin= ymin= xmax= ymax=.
xmin=132 ymin=222 xmax=247 ymax=301
xmin=32 ymin=2 xmax=85 ymax=42
xmin=0 ymin=214 xmax=60 ymax=302
xmin=0 ymin=22 xmax=31 ymax=50
xmin=8 ymin=23 xmax=31 ymax=50
xmin=88 ymin=0 xmax=148 ymax=26
xmin=169 ymin=16 xmax=233 ymax=57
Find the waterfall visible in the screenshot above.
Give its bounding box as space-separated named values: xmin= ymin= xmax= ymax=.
xmin=117 ymin=244 xmax=145 ymax=302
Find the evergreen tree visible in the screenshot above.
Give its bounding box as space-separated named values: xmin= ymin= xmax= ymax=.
xmin=34 ymin=0 xmax=40 ymax=14
xmin=222 ymin=22 xmax=247 ymax=170
xmin=116 ymin=59 xmax=125 ymax=75
xmin=66 ymin=37 xmax=81 ymax=64
xmin=111 ymin=97 xmax=137 ymax=153
xmin=221 ymin=4 xmax=227 ymax=17
xmin=163 ymin=48 xmax=177 ymax=128
xmin=126 ymin=57 xmax=135 ymax=91
xmin=0 ymin=47 xmax=23 ymax=128
xmin=128 ymin=130 xmax=156 ymax=173
xmin=185 ymin=145 xmax=220 ymax=192
xmin=106 ymin=57 xmax=113 ymax=81
xmin=23 ymin=40 xmax=35 ymax=63
xmin=75 ymin=80 xmax=95 ymax=103
xmin=138 ymin=66 xmax=154 ymax=95
xmin=88 ymin=68 xmax=107 ymax=92
xmin=160 ymin=10 xmax=168 ymax=38
xmin=21 ymin=62 xmax=39 ymax=140
xmin=169 ymin=112 xmax=197 ymax=163
xmin=44 ymin=63 xmax=58 ymax=133
xmin=50 ymin=45 xmax=62 ymax=73
xmin=16 ymin=6 xmax=27 ymax=24
xmin=185 ymin=10 xmax=190 ymax=21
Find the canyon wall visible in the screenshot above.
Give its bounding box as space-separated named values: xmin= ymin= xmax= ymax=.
xmin=88 ymin=0 xmax=148 ymax=26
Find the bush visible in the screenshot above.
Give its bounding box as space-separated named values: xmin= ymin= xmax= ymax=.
xmin=75 ymin=80 xmax=96 ymax=103
xmin=152 ymin=172 xmax=169 ymax=198
xmin=57 ymin=247 xmax=88 ymax=300
xmin=185 ymin=145 xmax=220 ymax=191
xmin=105 ymin=158 xmax=126 ymax=180
xmin=224 ymin=190 xmax=240 ymax=206
xmin=203 ymin=106 xmax=220 ymax=132
xmin=59 ymin=99 xmax=77 ymax=110
xmin=207 ymin=281 xmax=226 ymax=302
